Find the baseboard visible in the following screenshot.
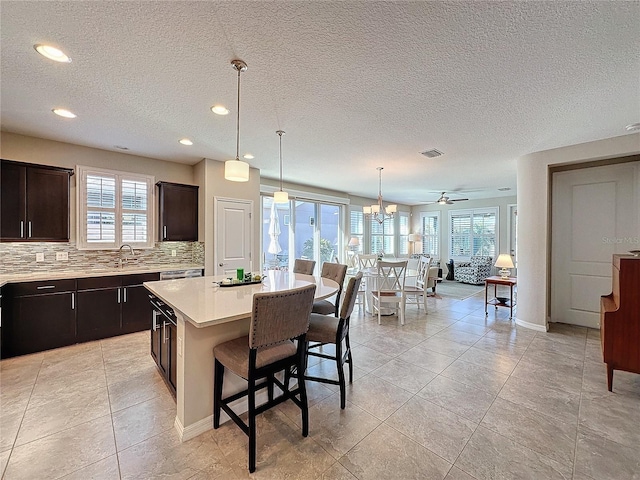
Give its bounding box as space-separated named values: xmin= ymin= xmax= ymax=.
xmin=175 ymin=390 xmax=270 ymax=442
xmin=514 ymin=316 xmax=548 ymax=332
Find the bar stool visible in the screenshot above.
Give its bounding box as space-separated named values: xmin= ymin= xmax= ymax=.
xmin=213 ymin=284 xmax=316 ymax=473
xmin=293 ymin=258 xmax=316 ymax=274
xmin=312 ymin=262 xmax=348 ymax=317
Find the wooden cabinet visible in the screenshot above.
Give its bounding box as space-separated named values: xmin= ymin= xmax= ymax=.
xmin=1 ymin=279 xmax=77 ymax=358
xmin=150 ymin=297 xmax=177 ymax=397
xmin=77 ymin=273 xmax=159 ymax=342
xmin=600 ymin=254 xmax=640 ymax=391
xmin=157 ymin=181 xmax=198 ymax=241
xmin=121 ymin=273 xmax=159 ymax=334
xmin=1 ymin=160 xmax=74 ymax=242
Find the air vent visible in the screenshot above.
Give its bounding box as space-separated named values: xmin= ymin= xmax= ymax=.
xmin=420 ymin=149 xmax=443 ymax=158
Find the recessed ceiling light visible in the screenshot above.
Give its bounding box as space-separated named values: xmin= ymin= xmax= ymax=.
xmin=625 ymin=122 xmax=640 ymax=132
xmin=179 ymin=138 xmax=193 ymax=146
xmin=243 ymin=153 xmax=254 ymax=159
xmin=52 ymin=108 xmax=76 ymax=118
xmin=211 ymin=105 xmax=229 ymax=115
xmin=34 ymin=44 xmax=71 ymax=63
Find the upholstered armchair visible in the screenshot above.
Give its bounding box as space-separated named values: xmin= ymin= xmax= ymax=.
xmin=454 ymin=255 xmax=493 ymax=284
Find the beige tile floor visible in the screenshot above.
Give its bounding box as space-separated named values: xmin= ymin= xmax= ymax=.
xmin=1 ymin=290 xmax=639 ymax=479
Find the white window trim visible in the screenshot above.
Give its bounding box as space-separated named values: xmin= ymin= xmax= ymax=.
xmin=448 ymin=207 xmax=499 ymax=260
xmin=420 ymin=211 xmax=441 ymax=259
xmin=76 ymin=165 xmax=155 ymax=250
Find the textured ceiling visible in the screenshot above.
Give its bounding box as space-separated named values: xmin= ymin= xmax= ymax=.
xmin=1 ymin=1 xmax=639 ymax=205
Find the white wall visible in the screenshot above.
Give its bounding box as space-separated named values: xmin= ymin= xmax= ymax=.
xmin=516 ymin=133 xmax=640 ymax=332
xmin=1 ymin=131 xmax=195 ymax=243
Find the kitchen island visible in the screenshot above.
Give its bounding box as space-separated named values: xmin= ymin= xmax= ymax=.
xmin=144 ymin=270 xmax=339 ymax=441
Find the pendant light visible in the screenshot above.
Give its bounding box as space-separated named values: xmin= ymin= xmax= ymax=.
xmin=224 ymin=59 xmax=250 ymax=182
xmin=273 ymin=130 xmax=289 ymax=203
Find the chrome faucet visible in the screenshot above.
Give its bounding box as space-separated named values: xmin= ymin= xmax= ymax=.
xmin=118 ymin=244 xmax=135 ymax=268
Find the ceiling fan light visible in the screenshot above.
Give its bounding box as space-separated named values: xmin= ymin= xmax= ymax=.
xmin=224 ymin=159 xmax=249 ymax=182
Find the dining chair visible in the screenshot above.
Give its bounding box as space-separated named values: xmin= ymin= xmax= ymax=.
xmin=312 ymin=262 xmax=348 ymax=316
xmin=355 ymin=254 xmax=378 ymax=309
xmin=293 ymin=258 xmax=316 ymax=275
xmin=305 ymin=272 xmax=363 ymax=409
xmin=213 ymin=284 xmax=316 ymax=473
xmin=371 ymin=260 xmax=408 ymax=325
xmin=404 ymin=255 xmax=432 ymax=311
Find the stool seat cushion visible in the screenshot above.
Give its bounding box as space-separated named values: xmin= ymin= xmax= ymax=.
xmin=311 ymin=299 xmax=335 ymax=316
xmin=307 ymin=313 xmax=339 ymax=344
xmin=214 ymin=336 xmax=296 ymax=379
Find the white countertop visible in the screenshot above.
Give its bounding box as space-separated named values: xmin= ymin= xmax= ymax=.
xmin=144 ymin=270 xmax=340 ymax=328
xmin=0 ymin=264 xmax=204 ymax=287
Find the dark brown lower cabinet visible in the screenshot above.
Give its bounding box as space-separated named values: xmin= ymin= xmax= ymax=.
xmin=151 ymin=307 xmax=177 ymax=397
xmin=1 ymin=279 xmax=77 ymax=358
xmin=77 ymin=273 xmax=159 ymax=342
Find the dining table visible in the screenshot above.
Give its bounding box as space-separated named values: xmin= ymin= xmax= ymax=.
xmin=144 ymin=270 xmax=339 ymax=442
xmin=357 ymin=264 xmax=419 ymax=315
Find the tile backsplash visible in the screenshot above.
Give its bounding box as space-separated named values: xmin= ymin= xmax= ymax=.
xmin=0 ymin=242 xmax=204 ymax=274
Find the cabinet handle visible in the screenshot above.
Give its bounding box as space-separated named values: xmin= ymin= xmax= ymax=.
xmin=117 ymin=288 xmax=121 ymax=304
xmin=28 ymin=221 xmax=32 ymax=238
xmin=123 ymin=287 xmax=127 ymax=303
xmin=71 ymin=293 xmax=75 ymax=310
xmin=36 ymin=285 xmax=55 ymax=290
xmin=20 ymin=220 xmax=24 ymax=238
xmin=152 ymin=311 xmax=158 ymax=331
xmin=163 ymin=226 xmax=167 ymax=240
xmin=163 ymin=321 xmax=168 ymax=343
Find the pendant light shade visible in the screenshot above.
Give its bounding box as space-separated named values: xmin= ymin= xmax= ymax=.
xmin=224 ymin=59 xmax=250 ymax=182
xmin=274 ymin=130 xmax=289 ymax=203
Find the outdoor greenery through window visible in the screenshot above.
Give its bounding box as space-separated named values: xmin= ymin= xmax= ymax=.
xmin=420 ymin=212 xmax=440 ymax=257
xmin=449 ymin=208 xmax=497 ymax=258
xmin=77 ymin=166 xmax=154 ymax=249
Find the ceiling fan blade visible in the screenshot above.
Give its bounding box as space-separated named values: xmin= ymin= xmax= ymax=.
xmin=449 ymin=198 xmax=469 ymax=202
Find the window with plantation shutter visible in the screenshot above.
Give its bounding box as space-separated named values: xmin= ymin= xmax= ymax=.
xmin=78 ymin=166 xmax=154 ymax=250
xmin=349 ymin=207 xmax=364 ymax=253
xmin=370 ymin=217 xmax=394 ymax=256
xmin=420 ymin=212 xmax=440 ymax=257
xmin=399 ymin=212 xmax=410 ymax=255
xmin=449 ymin=208 xmax=498 ymax=259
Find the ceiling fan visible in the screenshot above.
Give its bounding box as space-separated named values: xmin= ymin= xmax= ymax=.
xmin=430 ymin=192 xmax=469 ymax=205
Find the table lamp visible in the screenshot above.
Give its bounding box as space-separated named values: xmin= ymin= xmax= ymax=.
xmin=495 ymin=254 xmax=515 ymax=279
xmin=348 ymin=237 xmax=360 ymax=251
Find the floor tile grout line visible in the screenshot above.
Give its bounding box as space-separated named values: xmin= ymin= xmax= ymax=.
xmin=101 ymin=339 xmax=124 ymax=480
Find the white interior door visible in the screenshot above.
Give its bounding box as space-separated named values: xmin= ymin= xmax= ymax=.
xmin=551 ymin=162 xmax=639 ymax=328
xmin=214 ymin=197 xmax=253 ymax=276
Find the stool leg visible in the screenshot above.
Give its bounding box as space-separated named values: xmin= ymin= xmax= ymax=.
xmin=248 ymin=376 xmax=257 ymax=473
xmin=336 ymin=340 xmax=346 ymax=409
xmin=213 ymin=359 xmax=224 ymax=429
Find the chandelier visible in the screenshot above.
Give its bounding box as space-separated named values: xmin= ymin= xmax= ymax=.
xmin=363 ymin=167 xmax=397 ymax=223
xmin=224 ymin=59 xmax=250 ymax=182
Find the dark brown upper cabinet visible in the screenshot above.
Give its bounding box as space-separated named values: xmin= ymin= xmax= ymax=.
xmin=157 ymin=181 xmax=198 ymax=241
xmin=1 ymin=160 xmax=74 ymax=242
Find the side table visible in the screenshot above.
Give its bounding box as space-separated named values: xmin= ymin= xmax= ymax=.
xmin=485 ymin=276 xmax=517 ymax=319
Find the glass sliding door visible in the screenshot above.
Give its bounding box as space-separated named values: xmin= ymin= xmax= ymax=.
xmin=294 ymin=200 xmax=316 ymax=267
xmin=261 ymin=196 xmax=291 ymax=272
xmin=319 ymin=204 xmax=340 ymax=264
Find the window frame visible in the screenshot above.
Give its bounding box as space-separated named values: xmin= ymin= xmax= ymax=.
xmin=77 ymin=165 xmax=155 ymax=250
xmin=420 ymin=211 xmax=440 ymax=258
xmin=449 ymin=207 xmax=498 ymax=260
xmin=398 ymin=212 xmax=410 ymax=256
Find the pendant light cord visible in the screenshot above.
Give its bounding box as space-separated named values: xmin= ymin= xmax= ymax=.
xmin=235 ymin=67 xmax=241 ymax=161
xmin=279 ymin=132 xmax=283 ymax=191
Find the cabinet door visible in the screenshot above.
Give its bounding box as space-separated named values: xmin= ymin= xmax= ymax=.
xmin=27 ymin=167 xmax=71 ymax=241
xmin=158 ymin=182 xmax=198 ymax=241
xmin=76 ymin=288 xmax=122 ymax=342
xmin=0 ymin=161 xmax=26 ymax=240
xmin=121 ymin=274 xmax=158 ymax=334
xmin=159 ymin=321 xmax=170 ymax=376
xmin=168 ymin=321 xmax=177 ymax=394
xmin=2 ymin=292 xmax=76 ymax=358
xmin=150 ymin=311 xmax=161 ymax=364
